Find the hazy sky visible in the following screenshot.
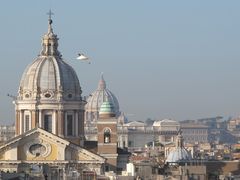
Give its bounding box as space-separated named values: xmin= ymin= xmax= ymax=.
xmin=0 ymin=1 xmax=240 ymax=124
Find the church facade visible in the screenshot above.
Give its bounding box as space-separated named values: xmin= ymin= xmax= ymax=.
xmin=0 ymin=128 xmax=104 ymax=178
xmin=0 ymin=14 xmax=106 ymax=178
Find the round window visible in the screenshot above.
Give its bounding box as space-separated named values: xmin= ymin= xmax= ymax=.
xmin=29 ymin=144 xmax=46 ymax=156
xmin=44 ymin=93 xmax=51 ymax=98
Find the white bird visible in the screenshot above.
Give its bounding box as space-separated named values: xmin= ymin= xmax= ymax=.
xmin=77 ymin=53 xmax=89 ymax=60
xmin=77 ymin=53 xmax=91 ymax=64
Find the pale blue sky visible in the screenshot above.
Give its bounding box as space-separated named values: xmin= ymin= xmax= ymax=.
xmin=0 ymin=1 xmax=240 ymax=124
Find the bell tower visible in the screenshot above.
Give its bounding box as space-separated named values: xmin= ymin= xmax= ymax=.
xmin=97 ymin=101 xmax=118 ymax=172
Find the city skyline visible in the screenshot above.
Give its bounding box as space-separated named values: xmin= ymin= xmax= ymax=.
xmin=0 ymin=1 xmax=240 ymax=124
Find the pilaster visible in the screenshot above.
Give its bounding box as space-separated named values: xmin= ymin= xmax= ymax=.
xmin=15 ymin=110 xmax=20 ymax=135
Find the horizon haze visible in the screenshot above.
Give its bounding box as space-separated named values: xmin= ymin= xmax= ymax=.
xmin=0 ymin=1 xmax=240 ymax=124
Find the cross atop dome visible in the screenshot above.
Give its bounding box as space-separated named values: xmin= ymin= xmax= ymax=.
xmin=47 ymin=9 xmax=54 ymax=34
xmin=47 ymin=9 xmax=54 ymax=22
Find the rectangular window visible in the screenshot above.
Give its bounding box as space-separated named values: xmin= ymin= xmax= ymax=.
xmin=44 ymin=115 xmax=52 ymax=133
xmin=25 ymin=115 xmax=30 ymax=132
xmin=67 ymin=114 xmax=73 ymax=136
xmin=128 ymin=141 xmax=132 ymax=147
xmin=105 ymin=165 xmax=109 ymax=172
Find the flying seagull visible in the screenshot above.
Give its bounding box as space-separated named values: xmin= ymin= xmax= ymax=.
xmin=77 ymin=53 xmax=89 ymax=60
xmin=77 ymin=53 xmax=91 ymax=64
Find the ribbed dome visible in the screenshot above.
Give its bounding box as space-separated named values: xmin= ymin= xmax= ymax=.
xmin=166 ymin=147 xmax=192 ymax=163
xmin=18 ymin=18 xmax=82 ymax=101
xmin=85 ymin=75 xmax=119 ymax=114
xmin=19 ymin=56 xmax=81 ymax=100
xmin=166 ymin=131 xmax=192 ymax=164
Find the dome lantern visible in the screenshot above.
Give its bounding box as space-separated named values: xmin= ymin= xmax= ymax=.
xmin=98 ymin=73 xmax=106 ymax=90
xmin=40 ymin=10 xmax=61 ymax=57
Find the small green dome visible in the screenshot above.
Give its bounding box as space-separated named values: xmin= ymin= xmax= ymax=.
xmin=99 ymin=101 xmax=116 ymax=117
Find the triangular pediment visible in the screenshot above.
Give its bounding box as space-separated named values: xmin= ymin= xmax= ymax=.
xmin=0 ymin=128 xmax=69 ymax=149
xmin=0 ymin=128 xmax=104 ymax=163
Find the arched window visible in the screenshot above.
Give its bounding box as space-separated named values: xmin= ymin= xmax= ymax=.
xmin=104 ymin=129 xmax=111 ymax=143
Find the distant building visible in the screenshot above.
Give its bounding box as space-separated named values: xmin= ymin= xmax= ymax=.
xmin=126 ymin=160 xmax=155 ymax=180
xmin=121 ymin=119 xmax=180 ymax=151
xmin=86 ymin=118 xmax=180 ymax=152
xmin=84 ymin=78 xmax=180 ymax=151
xmin=153 ymin=119 xmax=180 ymax=142
xmin=0 ymin=124 xmax=15 ymax=144
xmin=228 ymin=116 xmax=240 ymax=131
xmin=164 ymin=164 xmax=207 ymax=180
xmin=118 ymin=119 xmax=179 ymax=152
xmin=180 ymin=122 xmax=209 ymax=143
xmin=119 ymin=121 xmax=153 ymax=150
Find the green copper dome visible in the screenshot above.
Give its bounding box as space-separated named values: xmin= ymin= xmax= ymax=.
xmin=99 ymin=101 xmax=116 ymax=118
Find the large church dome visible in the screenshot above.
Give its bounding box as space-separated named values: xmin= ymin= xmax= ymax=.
xmin=18 ymin=18 xmax=81 ymax=101
xmin=19 ymin=56 xmax=81 ymax=101
xmin=85 ymin=75 xmax=119 ymax=123
xmin=15 ymin=15 xmax=85 ymax=145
